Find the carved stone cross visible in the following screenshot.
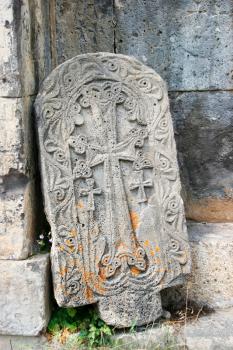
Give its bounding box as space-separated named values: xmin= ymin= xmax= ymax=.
xmin=79 ymin=178 xmax=101 ymax=211
xmin=35 ymin=53 xmax=191 ymax=328
xmin=130 ymin=170 xmax=153 ymax=203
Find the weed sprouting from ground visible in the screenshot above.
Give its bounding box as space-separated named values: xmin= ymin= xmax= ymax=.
xmin=46 ymin=305 xmax=114 ymax=349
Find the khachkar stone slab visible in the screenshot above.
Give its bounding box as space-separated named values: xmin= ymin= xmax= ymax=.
xmin=35 ymin=53 xmax=191 ymax=327
xmin=0 ymin=254 xmax=50 ymax=335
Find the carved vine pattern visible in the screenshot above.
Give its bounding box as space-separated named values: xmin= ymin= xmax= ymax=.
xmin=35 ymin=54 xmax=191 ymax=305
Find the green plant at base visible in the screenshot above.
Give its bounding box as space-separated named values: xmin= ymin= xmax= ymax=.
xmin=47 ymin=306 xmax=113 ymax=349
xmin=37 ymin=231 xmax=52 ymax=252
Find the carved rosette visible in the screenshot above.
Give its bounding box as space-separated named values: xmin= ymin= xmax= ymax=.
xmin=35 ymin=53 xmax=191 ymax=326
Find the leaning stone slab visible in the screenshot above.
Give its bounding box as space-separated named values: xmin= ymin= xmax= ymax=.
xmin=162 ymin=222 xmax=233 ymax=310
xmin=0 ymin=254 xmax=50 ymax=336
xmin=35 ymin=53 xmax=191 ymax=327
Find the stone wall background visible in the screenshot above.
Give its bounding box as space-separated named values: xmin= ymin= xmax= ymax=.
xmin=0 ymin=0 xmax=51 ymax=259
xmin=0 ymin=1 xmax=51 ymax=334
xmin=52 ymin=0 xmax=233 ymax=222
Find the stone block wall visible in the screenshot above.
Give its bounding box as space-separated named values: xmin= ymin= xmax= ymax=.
xmin=0 ymin=0 xmax=232 ymax=336
xmin=0 ymin=0 xmax=51 ymax=259
xmin=0 ymin=0 xmax=51 ymax=335
xmin=52 ymin=0 xmax=233 ymax=222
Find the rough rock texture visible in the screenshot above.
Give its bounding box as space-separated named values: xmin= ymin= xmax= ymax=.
xmin=115 ymin=308 xmax=233 ymax=350
xmin=0 ymin=0 xmax=21 ymax=97
xmin=114 ymin=0 xmax=233 ymax=91
xmin=0 ymin=0 xmax=232 ymax=337
xmin=35 ymin=53 xmax=191 ymax=327
xmin=0 ymin=254 xmax=51 ymax=336
xmin=3 ymin=309 xmax=233 ymax=349
xmin=0 ymin=0 xmax=51 ymax=259
xmin=0 ymin=0 xmax=51 ymax=97
xmin=0 ymin=178 xmax=36 ymax=259
xmin=0 ymin=96 xmax=38 ymax=259
xmin=0 ymin=0 xmax=35 ymax=97
xmin=183 ymin=308 xmax=233 ymax=350
xmin=50 ymin=0 xmax=233 ymax=222
xmin=54 ymin=0 xmax=114 ymax=65
xmin=0 ymin=97 xmax=28 ymax=176
xmin=0 ymin=95 xmax=37 ymax=259
xmin=171 ymin=91 xmax=233 ymax=222
xmin=162 ymin=222 xmax=233 ymax=310
xmin=0 ymin=336 xmax=48 ymax=350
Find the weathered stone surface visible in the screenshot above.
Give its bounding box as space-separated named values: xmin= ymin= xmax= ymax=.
xmin=0 ymin=97 xmax=29 ymax=176
xmin=183 ymin=308 xmax=233 ymax=350
xmin=0 ymin=95 xmax=38 ymax=259
xmin=0 ymin=1 xmax=21 ymax=97
xmin=0 ymin=0 xmax=51 ymax=259
xmin=115 ymin=308 xmax=233 ymax=350
xmin=0 ymin=179 xmax=36 ymax=259
xmin=162 ymin=222 xmax=233 ymax=310
xmin=51 ymin=1 xmax=233 ymax=219
xmin=2 ymin=309 xmax=233 ymax=349
xmin=0 ymin=335 xmax=48 ymax=350
xmin=35 ymin=53 xmax=191 ymax=327
xmin=54 ymin=0 xmax=114 ymax=65
xmin=114 ymin=0 xmax=233 ymax=91
xmin=170 ymin=91 xmax=233 ymax=222
xmin=29 ymin=0 xmax=52 ymax=87
xmin=0 ymin=0 xmax=36 ymax=97
xmin=0 ymin=254 xmax=51 ymax=336
xmin=0 ymin=0 xmax=51 ymax=95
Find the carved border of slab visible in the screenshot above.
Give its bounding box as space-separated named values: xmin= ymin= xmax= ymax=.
xmin=35 ymin=53 xmax=191 ymax=307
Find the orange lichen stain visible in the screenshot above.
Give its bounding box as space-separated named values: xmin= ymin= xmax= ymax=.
xmin=93 ymin=280 xmax=106 ymax=294
xmin=76 ymin=201 xmax=84 ymax=209
xmin=154 ymin=258 xmax=161 ymax=265
xmin=99 ymin=269 xmax=106 ymax=280
xmin=85 ymin=286 xmax=94 ymax=302
xmin=83 ymin=271 xmax=106 ymax=298
xmin=60 ymin=267 xmax=68 ymax=277
xmin=155 ymin=245 xmax=160 ymax=252
xmin=70 ymin=228 xmax=77 ymax=237
xmin=131 ymin=267 xmax=140 ymax=276
xmin=130 ymin=211 xmax=140 ymax=230
xmin=144 ymin=240 xmax=150 ymax=247
xmin=150 ymin=249 xmax=155 ymax=257
xmin=78 ymin=244 xmax=83 ymax=253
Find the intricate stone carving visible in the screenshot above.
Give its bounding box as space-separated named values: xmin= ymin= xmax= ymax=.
xmin=35 ymin=53 xmax=191 ymax=327
xmin=79 ymin=178 xmax=102 ymax=211
xmin=129 ymin=170 xmax=153 ymax=203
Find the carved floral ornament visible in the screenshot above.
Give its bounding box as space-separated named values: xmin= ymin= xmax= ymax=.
xmin=35 ymin=53 xmax=191 ymax=327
